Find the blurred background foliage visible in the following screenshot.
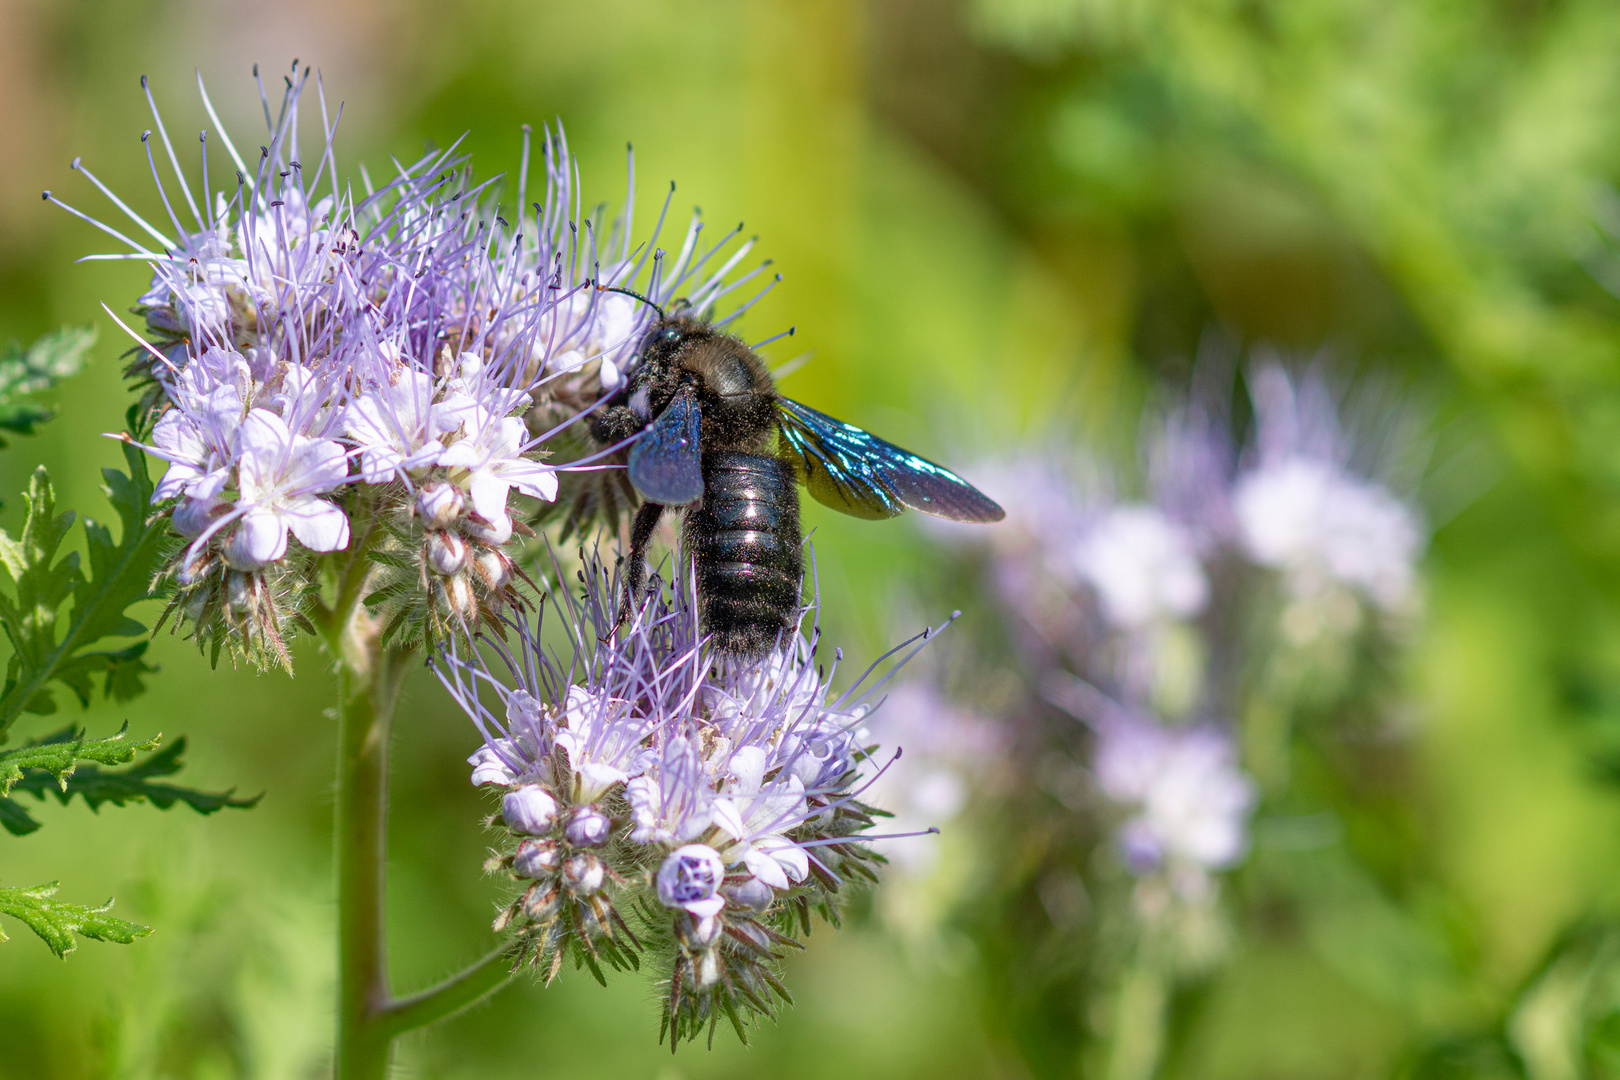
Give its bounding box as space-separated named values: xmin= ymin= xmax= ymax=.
xmin=6 ymin=0 xmax=1620 ymax=1077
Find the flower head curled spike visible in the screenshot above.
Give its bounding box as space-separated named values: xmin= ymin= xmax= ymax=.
xmin=436 ymin=547 xmax=952 ymax=1045
xmin=58 ymin=70 xmax=777 ymax=669
xmin=1231 ymin=362 xmax=1425 ymax=621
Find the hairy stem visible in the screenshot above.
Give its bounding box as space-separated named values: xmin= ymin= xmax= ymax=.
xmin=377 ymin=944 xmax=516 ymax=1039
xmin=325 ymin=525 xmax=517 ymax=1079
xmin=334 ymin=613 xmax=410 ymax=1080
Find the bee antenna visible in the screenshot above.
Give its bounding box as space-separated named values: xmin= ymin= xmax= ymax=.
xmin=595 ymin=282 xmax=666 ymax=321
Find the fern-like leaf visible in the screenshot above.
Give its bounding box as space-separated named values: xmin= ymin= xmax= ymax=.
xmin=0 ymin=881 xmax=151 ymax=957
xmin=0 ymin=721 xmax=157 ymax=796
xmin=1 ymin=729 xmax=259 ymax=834
xmin=0 ymin=444 xmax=167 ymax=738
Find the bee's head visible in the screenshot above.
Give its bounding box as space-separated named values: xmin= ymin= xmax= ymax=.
xmin=634 ymin=313 xmax=712 ymax=373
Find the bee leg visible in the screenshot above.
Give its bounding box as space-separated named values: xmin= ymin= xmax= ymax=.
xmin=617 ymin=501 xmax=665 ymax=631
xmin=588 ymin=404 xmax=644 ymax=445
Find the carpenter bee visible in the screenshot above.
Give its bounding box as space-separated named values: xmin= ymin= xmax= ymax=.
xmin=587 ymin=303 xmax=1004 ymax=657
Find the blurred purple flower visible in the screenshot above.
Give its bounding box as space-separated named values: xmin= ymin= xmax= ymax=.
xmin=1094 ymin=714 xmax=1256 ymax=893
xmin=1233 ymin=362 xmax=1425 ymax=613
xmin=861 ymin=681 xmax=1002 ymax=871
xmin=1074 ymin=504 xmax=1208 ymax=631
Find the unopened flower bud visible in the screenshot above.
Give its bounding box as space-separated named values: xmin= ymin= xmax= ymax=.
xmin=172 ymin=497 xmax=220 ymax=537
xmin=729 ymin=918 xmax=772 ymax=953
xmin=657 ymin=844 xmax=727 ymax=918
xmin=691 ymin=914 xmax=723 ymax=947
xmin=502 ymin=785 xmax=558 ymax=835
xmin=473 ymin=548 xmax=513 ymax=590
xmin=520 ymin=882 xmax=561 ymax=921
xmin=223 ymin=527 xmax=270 ymax=571
xmin=576 ymin=905 xmax=604 ymax=938
xmin=468 ymin=744 xmax=517 ymax=787
xmin=723 ymin=876 xmax=774 ymax=912
xmin=425 ymin=531 xmax=470 ymax=576
xmin=565 ymin=805 xmax=612 ymax=847
xmin=145 ymin=305 xmax=183 ymax=335
xmin=182 ymin=586 xmax=210 ymax=621
xmin=563 ymin=852 xmax=605 ymax=895
xmin=690 ymin=949 xmax=722 ymax=990
xmin=435 ymin=574 xmax=476 ymax=617
xmin=176 ymin=545 xmax=212 ymax=586
xmin=416 ymin=482 xmax=464 ymax=528
xmin=512 ymin=838 xmax=561 ymax=878
xmin=468 ymin=513 xmax=513 ymax=545
xmin=226 ymin=570 xmax=253 ymax=613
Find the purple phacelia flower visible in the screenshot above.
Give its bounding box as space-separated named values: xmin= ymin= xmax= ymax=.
xmin=1233 ymin=362 xmax=1425 ymax=618
xmin=56 ymin=67 xmax=773 ymax=669
xmin=1094 ymin=715 xmax=1255 ymax=885
xmin=208 ymin=432 xmax=345 ymax=571
xmin=434 ymin=548 xmax=949 ymax=1042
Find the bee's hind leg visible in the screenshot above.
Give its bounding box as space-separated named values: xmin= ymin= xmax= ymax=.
xmin=616 ymin=501 xmax=665 ymax=633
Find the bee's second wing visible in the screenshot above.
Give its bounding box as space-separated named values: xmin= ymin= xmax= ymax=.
xmin=775 ymin=397 xmax=1005 ymax=522
xmin=628 ymin=386 xmax=705 ymax=506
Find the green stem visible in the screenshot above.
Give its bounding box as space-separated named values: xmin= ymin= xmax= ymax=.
xmin=377 ymin=945 xmax=516 ymax=1039
xmin=334 ymin=622 xmax=409 ymax=1080
xmin=325 ymin=523 xmax=517 ymax=1079
xmin=1103 ymin=957 xmax=1168 ymax=1080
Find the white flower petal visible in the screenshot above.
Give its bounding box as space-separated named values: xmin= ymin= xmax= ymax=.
xmin=710 ymin=798 xmax=749 ymax=842
xmin=468 ymin=470 xmax=511 ymax=523
xmin=228 ymin=507 xmax=289 ymax=567
xmin=436 ymin=440 xmax=482 ymax=471
xmin=283 ymin=497 xmax=351 ymax=552
xmin=728 ymin=746 xmax=768 ymax=792
xmin=756 ymin=836 xmax=810 ymax=883
xmin=741 ymin=848 xmax=790 ymax=890
xmin=289 ymin=437 xmax=350 ymax=494
xmin=497 ymin=459 xmax=559 ymax=502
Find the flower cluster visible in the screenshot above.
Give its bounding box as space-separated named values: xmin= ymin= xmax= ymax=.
xmin=1091 ymin=708 xmax=1255 ymax=901
xmin=1231 ymin=363 xmax=1424 ymax=640
xmin=949 ymin=360 xmax=1424 ymax=691
xmin=927 ymin=355 xmax=1427 ymax=923
xmin=54 ymin=67 xmax=775 ymax=665
xmin=438 ymin=552 xmax=940 ymax=1045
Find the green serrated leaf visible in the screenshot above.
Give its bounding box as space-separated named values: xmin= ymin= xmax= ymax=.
xmin=7 ymin=733 xmax=260 ymax=817
xmin=0 ymin=880 xmax=150 ymax=957
xmin=0 ymin=444 xmax=167 ymax=741
xmin=0 ymin=326 xmax=97 ymax=444
xmin=0 ymin=722 xmax=154 ymax=797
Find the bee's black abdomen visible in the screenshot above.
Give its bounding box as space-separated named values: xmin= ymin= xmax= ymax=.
xmin=685 ymin=451 xmax=802 ymax=657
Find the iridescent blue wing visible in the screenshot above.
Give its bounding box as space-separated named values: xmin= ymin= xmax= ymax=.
xmin=775 ymin=397 xmax=1005 ymax=522
xmin=628 ymin=386 xmax=704 ymax=506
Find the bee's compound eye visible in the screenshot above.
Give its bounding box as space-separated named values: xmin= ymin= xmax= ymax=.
xmin=661 ymin=327 xmax=682 ymax=343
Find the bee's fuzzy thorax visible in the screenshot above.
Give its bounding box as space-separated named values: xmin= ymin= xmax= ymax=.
xmin=676 ymin=336 xmax=778 ymax=454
